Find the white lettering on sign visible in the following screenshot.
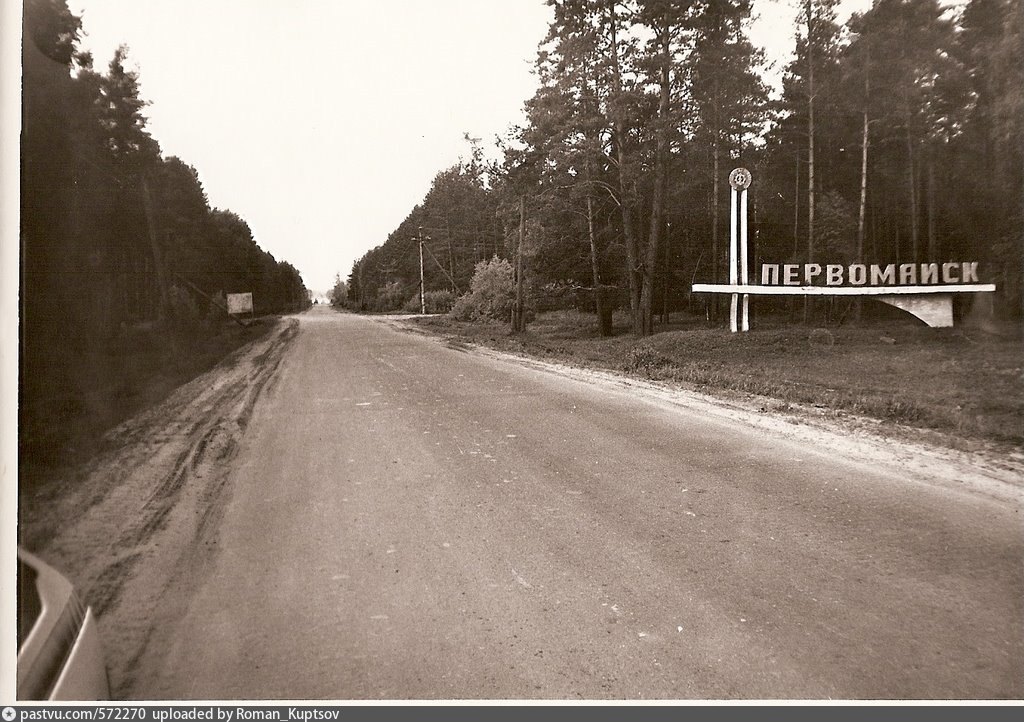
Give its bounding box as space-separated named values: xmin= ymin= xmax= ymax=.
xmin=871 ymin=264 xmax=896 ymax=285
xmin=962 ymin=262 xmax=979 ymax=283
xmin=942 ymin=262 xmax=959 ymax=283
xmin=758 ymin=262 xmax=981 ymax=287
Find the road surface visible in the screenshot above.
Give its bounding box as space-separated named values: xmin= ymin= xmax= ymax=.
xmin=41 ymin=306 xmax=1024 ymax=699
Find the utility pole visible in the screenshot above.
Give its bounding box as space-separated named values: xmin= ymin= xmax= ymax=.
xmin=417 ymin=226 xmax=426 ymax=315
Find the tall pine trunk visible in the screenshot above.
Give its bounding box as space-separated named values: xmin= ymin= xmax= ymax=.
xmin=804 ymin=0 xmax=815 ymax=324
xmin=587 ymin=194 xmax=611 ymax=336
xmin=904 ymin=105 xmax=919 ymax=261
xmin=512 ymin=196 xmax=526 ymax=332
xmin=640 ymin=19 xmax=671 ymax=336
xmin=927 ymin=153 xmax=937 ymax=259
xmin=445 ymin=212 xmax=457 ymax=293
xmin=606 ymin=0 xmax=641 ymax=334
xmin=856 ymin=52 xmax=870 ymax=323
xmin=139 ymin=177 xmax=169 ymax=320
xmin=856 ymin=109 xmax=869 ymax=323
xmin=582 ymin=57 xmax=610 ymax=337
xmin=793 ymin=150 xmax=800 ymax=259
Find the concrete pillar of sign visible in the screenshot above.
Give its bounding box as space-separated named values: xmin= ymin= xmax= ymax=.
xmin=877 ymin=293 xmax=953 ymax=327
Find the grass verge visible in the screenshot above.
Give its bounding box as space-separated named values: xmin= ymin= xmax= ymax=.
xmin=410 ymin=310 xmax=1023 ymax=449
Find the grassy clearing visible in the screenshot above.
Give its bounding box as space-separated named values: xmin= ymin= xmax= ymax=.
xmin=412 ymin=310 xmax=1024 ymax=448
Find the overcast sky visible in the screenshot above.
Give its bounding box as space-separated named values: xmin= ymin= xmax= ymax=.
xmin=65 ymin=0 xmax=879 ymax=294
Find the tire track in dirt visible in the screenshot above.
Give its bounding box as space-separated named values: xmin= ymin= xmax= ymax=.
xmin=30 ymin=318 xmax=300 ymax=698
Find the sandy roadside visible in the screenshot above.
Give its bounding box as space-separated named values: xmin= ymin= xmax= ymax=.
xmin=18 ymin=318 xmax=299 ymax=697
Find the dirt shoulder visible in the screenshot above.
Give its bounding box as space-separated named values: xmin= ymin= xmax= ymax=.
xmin=18 ymin=317 xmax=300 ymax=698
xmin=386 ymin=313 xmax=1024 ymax=506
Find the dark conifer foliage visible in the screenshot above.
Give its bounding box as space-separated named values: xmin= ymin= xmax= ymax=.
xmin=21 ymin=0 xmax=309 ymax=466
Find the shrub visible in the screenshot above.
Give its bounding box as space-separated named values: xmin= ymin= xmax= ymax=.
xmin=404 ymin=289 xmax=456 ymax=314
xmin=449 ymin=257 xmax=515 ymax=322
xmin=626 ymin=344 xmax=671 ymax=374
xmin=372 ymin=281 xmax=407 ymax=312
xmin=428 ymin=290 xmax=456 ymax=314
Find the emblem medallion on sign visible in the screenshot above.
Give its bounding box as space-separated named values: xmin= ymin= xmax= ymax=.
xmin=728 ymin=167 xmax=752 ymax=190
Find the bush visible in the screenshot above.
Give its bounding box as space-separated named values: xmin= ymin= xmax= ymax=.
xmin=449 ymin=257 xmax=515 ymax=322
xmin=404 ymin=289 xmax=456 ymax=314
xmin=626 ymin=344 xmax=671 ymax=374
xmin=329 ymin=276 xmax=348 ymax=307
xmin=372 ymin=281 xmax=407 ymax=312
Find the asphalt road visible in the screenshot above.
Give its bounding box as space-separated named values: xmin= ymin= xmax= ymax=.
xmin=130 ymin=306 xmax=1023 ymax=699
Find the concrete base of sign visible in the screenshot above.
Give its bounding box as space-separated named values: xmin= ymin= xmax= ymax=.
xmin=691 ymin=283 xmax=996 ymax=329
xmin=876 ymin=293 xmax=953 ymax=327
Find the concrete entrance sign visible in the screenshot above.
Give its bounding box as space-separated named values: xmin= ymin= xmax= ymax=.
xmin=692 ymin=169 xmax=996 ymax=330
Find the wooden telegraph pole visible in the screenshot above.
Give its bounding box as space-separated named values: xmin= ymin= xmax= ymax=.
xmin=415 ymin=225 xmax=428 ymax=315
xmin=417 ymin=226 xmax=426 ymax=315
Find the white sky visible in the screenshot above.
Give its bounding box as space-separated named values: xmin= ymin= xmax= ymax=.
xmin=63 ymin=0 xmax=878 ymax=293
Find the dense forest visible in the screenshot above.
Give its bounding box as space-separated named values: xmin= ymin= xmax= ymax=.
xmin=347 ymin=0 xmax=1022 ymax=335
xmin=21 ymin=0 xmax=309 ymax=465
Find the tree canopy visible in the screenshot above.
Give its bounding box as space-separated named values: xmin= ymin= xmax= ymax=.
xmin=22 ymin=0 xmax=309 ymax=343
xmin=349 ymin=0 xmax=1021 ymax=332
xmin=21 ymin=0 xmax=311 ymax=464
